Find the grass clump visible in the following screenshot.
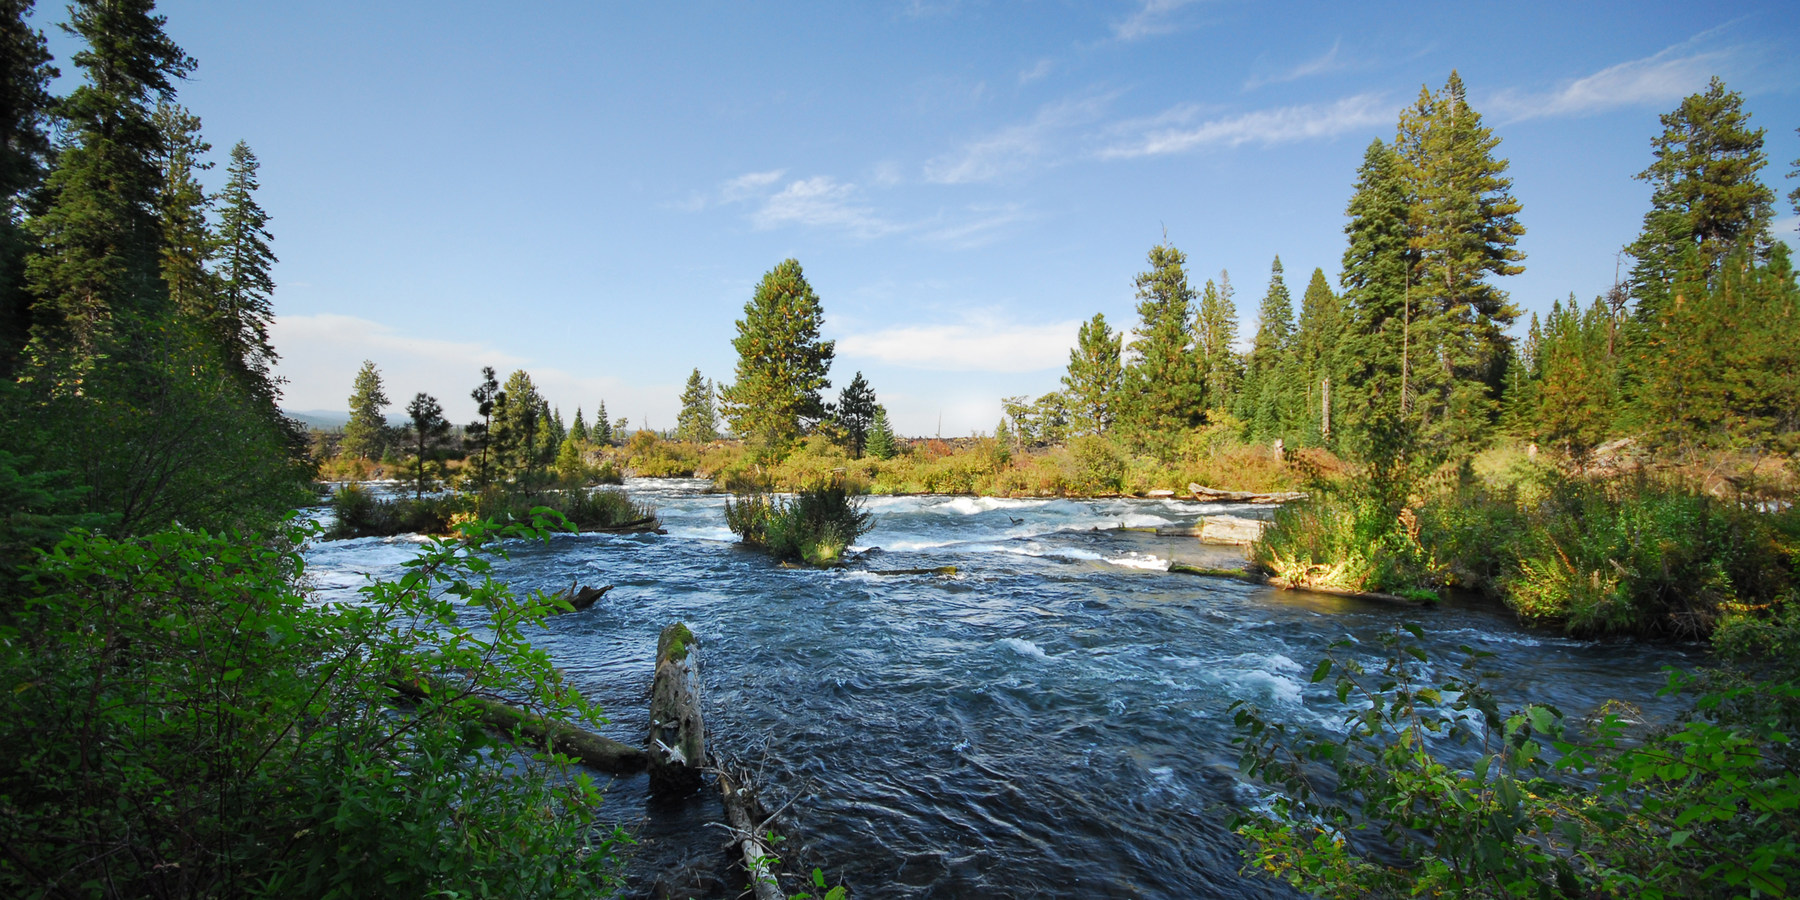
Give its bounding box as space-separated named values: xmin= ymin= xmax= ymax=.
xmin=724 ymin=478 xmax=874 ymax=567
xmin=327 ymin=482 xmax=458 ymax=539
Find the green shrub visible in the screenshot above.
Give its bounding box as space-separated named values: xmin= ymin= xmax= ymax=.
xmin=328 ymin=483 xmax=459 ymax=538
xmin=1251 ymin=487 xmax=1432 ymax=594
xmin=725 ymin=479 xmax=874 ymax=566
xmin=471 ymin=486 xmax=654 ymax=532
xmin=0 ymin=517 xmax=623 ymax=898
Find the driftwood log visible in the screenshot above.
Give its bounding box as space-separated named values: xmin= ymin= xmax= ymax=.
xmin=1167 ymin=562 xmax=1428 ymax=607
xmin=717 ymin=766 xmax=784 ymax=900
xmin=390 ymin=675 xmax=647 ymax=773
xmin=554 ymin=581 xmax=612 ymax=613
xmin=1188 ymin=482 xmax=1309 ymax=504
xmin=648 ymin=623 xmax=707 ymax=795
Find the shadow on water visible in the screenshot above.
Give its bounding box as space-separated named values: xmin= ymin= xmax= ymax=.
xmin=303 ymin=478 xmax=1700 ymax=899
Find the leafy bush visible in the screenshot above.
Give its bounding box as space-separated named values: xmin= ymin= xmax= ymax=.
xmin=1232 ymin=624 xmax=1800 ymax=899
xmin=1251 ymin=487 xmax=1433 ymax=594
xmin=328 ymin=482 xmax=459 ymax=538
xmin=471 ymin=486 xmax=655 ymax=532
xmin=0 ymin=516 xmax=624 ymax=898
xmin=725 ymin=479 xmax=874 ymax=566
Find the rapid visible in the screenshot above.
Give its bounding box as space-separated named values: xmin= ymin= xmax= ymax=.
xmin=302 ymin=478 xmax=1698 ymax=899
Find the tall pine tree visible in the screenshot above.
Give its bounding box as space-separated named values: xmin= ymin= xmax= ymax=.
xmin=1195 ymin=272 xmax=1240 ymax=417
xmin=342 ymin=360 xmax=391 ymax=461
xmin=1120 ymin=242 xmax=1201 ymax=452
xmin=1062 ymin=312 xmax=1123 ymax=437
xmin=0 ymin=0 xmax=57 ymax=375
xmin=214 ymin=141 xmax=279 ymax=408
xmin=1237 ymin=256 xmax=1295 ymax=440
xmin=1291 ymin=267 xmax=1342 ymax=447
xmin=719 ymin=259 xmax=834 ymax=443
xmin=25 ymin=0 xmax=194 ymax=365
xmin=834 ymin=371 xmax=877 ymax=457
xmin=676 ymin=367 xmax=720 ymax=443
xmin=1337 ymin=139 xmax=1417 ymax=470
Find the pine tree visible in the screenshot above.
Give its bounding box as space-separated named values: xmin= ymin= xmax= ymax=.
xmin=1394 ymin=71 xmax=1524 ymax=451
xmin=719 ymin=259 xmax=835 ymax=443
xmin=25 ymin=0 xmax=194 ymax=364
xmin=152 ymin=103 xmax=216 ymax=327
xmin=593 ymin=400 xmax=612 ymax=445
xmin=865 ymin=406 xmax=898 ymax=460
xmin=491 ymin=370 xmax=548 ymax=484
xmin=0 ymin=0 xmax=55 ymax=375
xmin=1120 ymin=242 xmax=1202 ymax=451
xmin=1061 ymin=312 xmax=1123 ymax=436
xmin=570 ymin=407 xmax=589 ymax=444
xmin=676 ymin=368 xmax=720 ymax=443
xmin=1237 ymin=256 xmax=1296 ymax=440
xmin=214 ymin=141 xmax=280 ymax=407
xmin=403 ymin=392 xmax=450 ymax=500
xmin=1788 ymin=126 xmax=1799 ymax=217
xmin=465 ymin=366 xmax=500 ymax=488
xmin=834 ymin=371 xmax=877 ymax=457
xmin=1627 ymin=78 xmax=1775 ymax=319
xmin=1291 ymin=267 xmax=1342 ymax=447
xmin=1337 ymin=139 xmax=1417 ymax=470
xmin=1195 ymin=272 xmax=1241 ymax=416
xmin=342 ymin=360 xmax=391 ymax=460
xmin=1523 ymin=297 xmax=1619 ymax=463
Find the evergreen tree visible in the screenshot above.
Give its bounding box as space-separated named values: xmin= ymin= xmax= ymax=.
xmin=403 ymin=392 xmax=450 ymax=500
xmin=1627 ymin=78 xmax=1775 ymax=320
xmin=214 ymin=141 xmax=279 ymax=407
xmin=719 ymin=259 xmax=835 ymax=443
xmin=342 ymin=360 xmax=391 ymax=461
xmin=152 ymin=103 xmax=215 ymax=327
xmin=491 ymin=370 xmax=549 ymax=484
xmin=1237 ymin=256 xmax=1296 ymax=439
xmin=593 ymin=400 xmax=612 ymax=445
xmin=1522 ymin=297 xmax=1619 ymax=464
xmin=1789 ymin=126 xmax=1799 ymax=217
xmin=1337 ymin=139 xmax=1417 ymax=470
xmin=1394 ymin=71 xmax=1524 ymax=450
xmin=25 ymin=0 xmax=194 ymax=365
xmin=1291 ymin=267 xmax=1343 ymax=447
xmin=676 ymin=368 xmax=720 ymax=443
xmin=0 ymin=0 xmax=57 ymax=375
xmin=865 ymin=406 xmax=898 ymax=460
xmin=1195 ymin=272 xmax=1241 ymax=415
xmin=1120 ymin=242 xmax=1201 ymax=451
xmin=834 ymin=371 xmax=877 ymax=457
xmin=465 ymin=366 xmax=499 ymax=488
xmin=544 ymin=403 xmax=565 ymax=450
xmin=569 ymin=407 xmax=588 ymax=444
xmin=1061 ymin=312 xmax=1123 ymax=436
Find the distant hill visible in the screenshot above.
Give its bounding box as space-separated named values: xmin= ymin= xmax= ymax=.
xmin=282 ymin=409 xmax=414 ymax=431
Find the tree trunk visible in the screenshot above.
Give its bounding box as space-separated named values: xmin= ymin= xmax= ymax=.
xmin=648 ymin=623 xmax=706 ymax=796
xmin=390 ymin=675 xmax=646 ymax=773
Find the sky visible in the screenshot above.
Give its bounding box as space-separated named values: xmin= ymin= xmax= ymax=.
xmin=34 ymin=0 xmax=1800 ymax=436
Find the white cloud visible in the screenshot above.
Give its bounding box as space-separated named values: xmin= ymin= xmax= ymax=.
xmin=837 ymin=315 xmax=1080 ymax=372
xmin=1112 ymin=0 xmax=1202 ymax=41
xmin=1098 ymin=93 xmax=1390 ymax=158
xmin=1488 ymin=37 xmax=1734 ymax=121
xmin=1019 ymin=58 xmax=1054 ymax=85
xmin=270 ymin=313 xmax=672 ymax=425
xmin=720 ymin=169 xmax=786 ymax=202
xmin=750 ymin=176 xmax=900 ymax=237
xmin=1775 ymin=215 xmax=1799 ymax=239
xmin=918 ymin=204 xmax=1030 ymax=249
xmin=923 ymin=94 xmax=1113 ymax=184
xmin=1244 ymin=39 xmax=1346 ymax=90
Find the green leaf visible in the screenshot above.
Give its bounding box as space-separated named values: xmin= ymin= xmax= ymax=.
xmin=1311 ymin=658 xmax=1333 ymax=683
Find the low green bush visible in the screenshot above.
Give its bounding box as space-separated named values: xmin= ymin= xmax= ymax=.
xmin=328 ymin=482 xmax=458 ymax=538
xmin=0 ymin=516 xmax=624 ymax=898
xmin=724 ymin=479 xmax=874 ymax=566
xmin=471 ymin=486 xmax=655 ymax=532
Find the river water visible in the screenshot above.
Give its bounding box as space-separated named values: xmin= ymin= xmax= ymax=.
xmin=303 ymin=478 xmax=1698 ymax=899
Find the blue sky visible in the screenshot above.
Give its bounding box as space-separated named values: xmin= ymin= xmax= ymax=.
xmin=37 ymin=1 xmax=1800 ymax=435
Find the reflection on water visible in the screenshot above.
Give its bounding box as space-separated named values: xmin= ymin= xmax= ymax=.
xmin=303 ymin=478 xmax=1698 ymax=899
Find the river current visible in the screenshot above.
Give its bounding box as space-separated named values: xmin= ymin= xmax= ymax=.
xmin=303 ymin=478 xmax=1698 ymax=899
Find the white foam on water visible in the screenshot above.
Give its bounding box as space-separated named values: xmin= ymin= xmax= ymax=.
xmin=998 ymin=637 xmax=1049 ymax=660
xmin=1105 ymin=552 xmax=1170 ymax=571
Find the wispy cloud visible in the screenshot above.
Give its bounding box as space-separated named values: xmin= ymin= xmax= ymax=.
xmin=918 ymin=204 xmax=1030 ymax=249
xmin=1244 ymin=39 xmax=1347 ymax=90
xmin=923 ymin=94 xmax=1114 ymax=184
xmin=837 ymin=314 xmax=1080 ymax=372
xmin=1112 ymin=0 xmax=1203 ymax=41
xmin=1099 ymin=93 xmax=1390 ymax=158
xmin=750 ymin=176 xmax=900 ymax=237
xmin=1019 ymin=58 xmax=1054 ymax=85
xmin=721 ymin=169 xmax=786 ymax=202
xmin=1487 ymin=34 xmax=1737 ymax=121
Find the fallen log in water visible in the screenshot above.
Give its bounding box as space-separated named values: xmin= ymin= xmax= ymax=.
xmin=1167 ymin=562 xmax=1428 ymax=607
xmin=648 ymin=623 xmax=707 ymax=796
xmin=553 ymin=581 xmax=612 ymax=613
xmin=716 ymin=766 xmax=784 ymax=900
xmin=390 ymin=675 xmax=647 ymax=773
xmin=1188 ymin=482 xmax=1309 ymax=504
xmin=868 ymin=565 xmax=958 ymax=576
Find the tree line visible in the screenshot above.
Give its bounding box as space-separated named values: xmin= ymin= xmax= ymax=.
xmin=1014 ymin=73 xmax=1797 ymax=476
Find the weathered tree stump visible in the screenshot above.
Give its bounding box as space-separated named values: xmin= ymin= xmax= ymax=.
xmin=553 ymin=581 xmax=612 ymax=614
xmin=1188 ymin=482 xmax=1309 ymax=504
xmin=648 ymin=622 xmax=706 ymax=796
xmin=717 ymin=766 xmax=784 ymax=900
xmin=1198 ymin=514 xmax=1272 ymax=545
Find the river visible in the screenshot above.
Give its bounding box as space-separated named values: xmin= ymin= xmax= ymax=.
xmin=302 ymin=478 xmax=1698 ymax=899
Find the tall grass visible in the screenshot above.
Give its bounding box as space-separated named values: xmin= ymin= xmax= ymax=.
xmin=724 ymin=479 xmax=874 ymax=567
